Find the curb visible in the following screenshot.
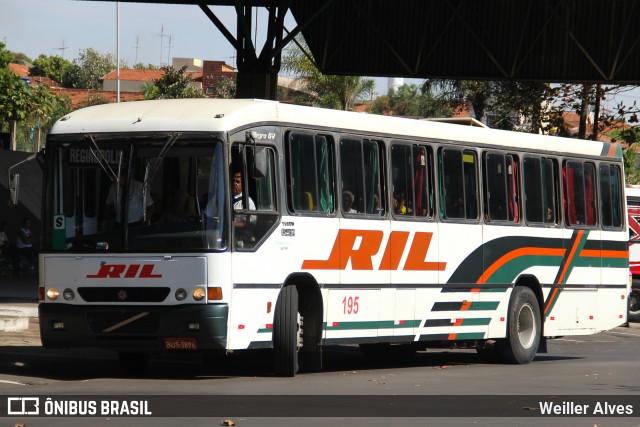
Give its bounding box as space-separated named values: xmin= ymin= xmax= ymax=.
xmin=0 ymin=316 xmax=29 ymax=332
xmin=0 ymin=305 xmax=38 ymax=318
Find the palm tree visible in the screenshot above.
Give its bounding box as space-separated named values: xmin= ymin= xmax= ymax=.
xmin=282 ymin=39 xmax=374 ymax=111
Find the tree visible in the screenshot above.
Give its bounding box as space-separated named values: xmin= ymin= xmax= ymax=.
xmin=0 ymin=42 xmax=14 ymax=68
xmin=490 ymin=81 xmax=555 ymax=133
xmin=209 ymin=76 xmax=236 ymax=99
xmin=422 ymin=79 xmax=494 ymax=122
xmin=8 ymin=51 xmax=31 ymax=65
xmin=143 ymin=65 xmax=205 ymax=100
xmin=62 ymin=48 xmax=116 ymax=89
xmin=0 ymin=43 xmax=71 ymax=150
xmin=32 ymin=54 xmax=71 ymax=83
xmin=370 ymin=84 xmax=452 ymax=118
xmin=134 ymin=63 xmax=160 ymax=70
xmin=282 ymin=39 xmax=374 ymax=110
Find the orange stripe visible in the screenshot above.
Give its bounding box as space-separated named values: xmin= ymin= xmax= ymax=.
xmin=454 ymin=318 xmax=463 ymax=327
xmin=448 ymin=333 xmax=457 ymax=340
xmin=580 ymin=249 xmax=628 ymax=258
xmin=556 ymin=230 xmax=584 ymax=284
xmin=460 ymin=300 xmax=472 ymax=311
xmin=477 ymin=247 xmax=566 ymax=284
xmin=545 ymin=288 xmax=559 ymax=313
xmin=607 ymin=144 xmax=617 ymax=157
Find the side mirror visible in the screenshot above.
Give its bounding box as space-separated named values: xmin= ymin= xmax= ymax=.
xmin=8 ymin=173 xmax=19 ymax=206
xmin=7 ymin=152 xmax=37 ymax=206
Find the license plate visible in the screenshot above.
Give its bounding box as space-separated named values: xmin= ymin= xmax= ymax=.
xmin=164 ymin=337 xmax=197 ymax=351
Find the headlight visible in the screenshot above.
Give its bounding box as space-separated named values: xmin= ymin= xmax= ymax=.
xmin=62 ymin=288 xmax=75 ymax=301
xmin=192 ymin=287 xmax=206 ymax=301
xmin=175 ymin=288 xmax=187 ymax=301
xmin=47 ymin=288 xmax=60 ymax=301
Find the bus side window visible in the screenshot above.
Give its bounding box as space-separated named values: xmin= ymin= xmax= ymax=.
xmin=600 ymin=163 xmax=623 ymax=229
xmin=232 ymin=145 xmax=278 ymax=249
xmin=524 ymin=156 xmax=559 ymax=225
xmin=483 ymin=152 xmax=520 ymax=223
xmin=391 ymin=143 xmax=434 ymax=218
xmin=286 ymin=132 xmax=335 ymax=214
xmin=563 ymin=160 xmax=597 ymax=227
xmin=340 ymin=138 xmax=383 ymax=216
xmin=439 ymin=148 xmax=478 ymax=220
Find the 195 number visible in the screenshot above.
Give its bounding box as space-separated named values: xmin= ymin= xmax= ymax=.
xmin=342 ymin=296 xmax=360 ymax=314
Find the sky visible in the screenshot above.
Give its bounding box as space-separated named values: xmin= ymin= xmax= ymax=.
xmin=1 ymin=0 xmax=404 ymax=95
xmin=3 ymin=0 xmax=638 ymax=107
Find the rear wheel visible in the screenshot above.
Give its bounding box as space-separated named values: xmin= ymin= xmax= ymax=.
xmin=273 ymin=285 xmax=301 ymax=376
xmin=498 ymin=286 xmax=541 ymax=364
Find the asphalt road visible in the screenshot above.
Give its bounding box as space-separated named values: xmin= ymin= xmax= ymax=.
xmin=0 ymin=319 xmax=639 ymax=426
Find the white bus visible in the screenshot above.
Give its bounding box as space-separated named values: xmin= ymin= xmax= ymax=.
xmin=35 ymin=99 xmax=629 ymax=376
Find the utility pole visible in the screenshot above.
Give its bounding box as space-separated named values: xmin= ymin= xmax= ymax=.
xmin=54 ymin=40 xmax=69 ymax=58
xmin=152 ymin=25 xmax=170 ymax=66
xmin=133 ymin=36 xmax=141 ymax=66
xmin=166 ymin=35 xmax=173 ymax=66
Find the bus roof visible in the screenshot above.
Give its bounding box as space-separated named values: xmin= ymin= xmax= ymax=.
xmin=51 ymin=98 xmax=619 ymax=159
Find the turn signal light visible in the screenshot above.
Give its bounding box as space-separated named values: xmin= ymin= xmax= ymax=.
xmin=208 ymin=287 xmax=222 ymax=300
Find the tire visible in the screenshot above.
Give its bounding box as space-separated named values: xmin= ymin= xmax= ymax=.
xmin=118 ymin=352 xmax=150 ymax=376
xmin=629 ymin=287 xmax=640 ymax=322
xmin=273 ymin=285 xmax=300 ymax=377
xmin=498 ymin=286 xmax=541 ymax=364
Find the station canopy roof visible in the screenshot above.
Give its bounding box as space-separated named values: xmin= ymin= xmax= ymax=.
xmin=88 ymin=0 xmax=640 ymax=84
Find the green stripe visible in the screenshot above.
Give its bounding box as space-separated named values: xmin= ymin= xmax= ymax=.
xmin=468 ymin=301 xmax=500 ymax=311
xmin=461 ymin=318 xmax=492 ymax=326
xmin=478 ymin=287 xmax=509 ymax=293
xmin=483 ymin=255 xmax=563 ymax=284
xmin=452 ymin=332 xmax=486 ymax=340
xmin=324 ymin=320 xmax=422 ymax=331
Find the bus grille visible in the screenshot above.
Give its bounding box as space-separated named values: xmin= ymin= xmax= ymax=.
xmin=78 ymin=287 xmax=170 ymax=303
xmin=87 ymin=310 xmax=161 ymax=334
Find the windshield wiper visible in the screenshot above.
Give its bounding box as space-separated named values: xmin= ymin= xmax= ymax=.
xmin=142 ymin=134 xmax=180 ymax=221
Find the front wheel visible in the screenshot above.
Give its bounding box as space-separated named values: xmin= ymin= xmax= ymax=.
xmin=498 ymin=286 xmax=541 ymax=364
xmin=273 ymin=285 xmax=301 ymax=377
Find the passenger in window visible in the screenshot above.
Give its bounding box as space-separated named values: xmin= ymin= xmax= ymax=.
xmin=373 ymin=194 xmax=384 ymax=215
xmin=393 ymin=192 xmax=410 ymax=215
xmin=231 ymin=170 xmax=256 ymax=229
xmin=546 ymin=207 xmax=554 ymax=223
xmin=342 ymin=191 xmax=358 ymax=213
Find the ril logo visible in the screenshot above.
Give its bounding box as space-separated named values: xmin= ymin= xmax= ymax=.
xmin=86 ymin=264 xmax=162 ymax=279
xmin=302 ymin=229 xmax=445 ymax=271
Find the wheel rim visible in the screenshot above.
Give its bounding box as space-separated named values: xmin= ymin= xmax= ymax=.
xmin=517 ymin=303 xmax=536 ymax=349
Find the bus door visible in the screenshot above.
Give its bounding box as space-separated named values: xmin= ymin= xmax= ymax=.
xmin=560 ymin=160 xmax=599 ymax=332
xmin=329 ymin=138 xmax=386 ymax=342
xmin=437 ymin=148 xmax=483 ymax=334
xmin=389 ymin=142 xmax=438 ymax=340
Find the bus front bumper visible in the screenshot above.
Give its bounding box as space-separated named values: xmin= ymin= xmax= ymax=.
xmin=39 ymin=303 xmax=228 ymax=352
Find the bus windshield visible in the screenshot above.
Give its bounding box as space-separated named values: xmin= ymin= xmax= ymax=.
xmin=43 ymin=136 xmax=228 ymax=252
